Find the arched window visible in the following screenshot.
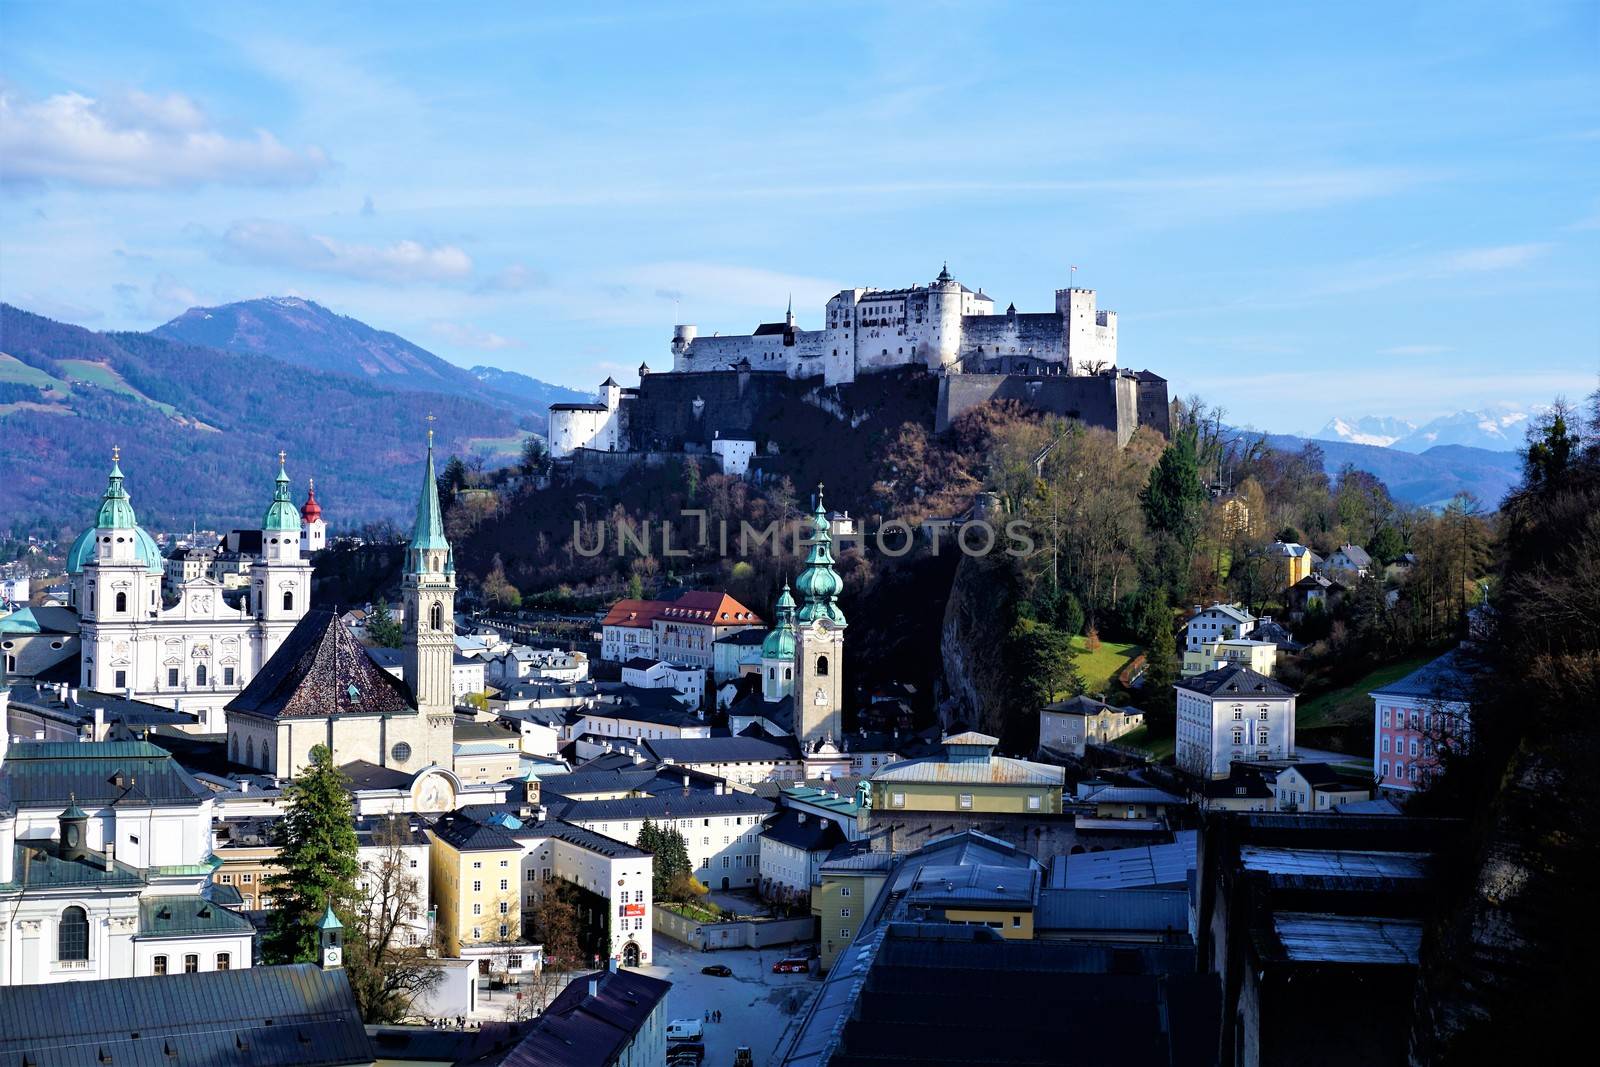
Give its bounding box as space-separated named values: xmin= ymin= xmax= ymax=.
xmin=115 ymin=591 xmax=127 ymax=613
xmin=58 ymin=906 xmax=89 ymax=961
xmin=816 ymin=655 xmax=829 ymax=677
xmin=229 ymin=734 xmax=237 ymax=761
xmin=430 ymin=602 xmax=443 ymax=631
xmin=283 ymin=591 xmax=294 ymax=611
xmin=246 ymin=736 xmax=255 ymax=767
xmin=261 ymin=743 xmax=272 ymax=771
xmin=785 ymin=667 xmax=792 ymax=681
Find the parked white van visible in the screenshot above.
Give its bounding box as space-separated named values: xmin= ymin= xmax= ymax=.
xmin=667 ymin=1019 xmax=705 ymax=1042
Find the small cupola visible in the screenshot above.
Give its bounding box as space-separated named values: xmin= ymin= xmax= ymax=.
xmin=59 ymin=794 xmax=90 ymax=863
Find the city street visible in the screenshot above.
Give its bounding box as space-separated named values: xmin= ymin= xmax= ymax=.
xmin=637 ymin=939 xmax=819 ymax=1066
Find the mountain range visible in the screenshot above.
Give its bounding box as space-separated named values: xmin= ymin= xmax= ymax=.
xmin=1 ymin=296 xmax=1527 ymax=536
xmin=1313 ymin=406 xmax=1537 ymax=452
xmin=0 ymin=299 xmax=585 ymax=536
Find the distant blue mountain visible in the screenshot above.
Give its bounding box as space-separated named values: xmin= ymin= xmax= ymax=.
xmin=1262 ymin=432 xmax=1521 ymax=508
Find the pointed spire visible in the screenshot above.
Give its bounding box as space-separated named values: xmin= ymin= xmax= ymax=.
xmin=409 ymin=427 xmax=449 ymax=554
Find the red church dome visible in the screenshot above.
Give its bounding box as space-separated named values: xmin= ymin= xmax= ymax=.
xmin=300 ymin=479 xmax=323 ymax=523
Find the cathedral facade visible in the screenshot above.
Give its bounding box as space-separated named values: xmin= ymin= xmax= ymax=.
xmin=68 ymin=452 xmax=313 ymax=731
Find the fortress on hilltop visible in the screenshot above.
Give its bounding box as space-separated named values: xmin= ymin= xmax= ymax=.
xmin=548 ymin=266 xmax=1168 ymax=476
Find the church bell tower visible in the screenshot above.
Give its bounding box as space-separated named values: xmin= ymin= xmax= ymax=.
xmin=402 ymin=425 xmax=458 ymax=765
xmin=794 ymin=485 xmax=846 ymax=750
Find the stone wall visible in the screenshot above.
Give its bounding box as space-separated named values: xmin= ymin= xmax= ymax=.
xmin=625 ymin=370 xmax=818 ymax=450
xmin=653 ymin=907 xmax=815 ymax=950
xmin=935 ymin=371 xmax=1150 ymax=445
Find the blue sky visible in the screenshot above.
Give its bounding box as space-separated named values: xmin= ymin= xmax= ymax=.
xmin=2 ymin=0 xmax=1596 ymax=431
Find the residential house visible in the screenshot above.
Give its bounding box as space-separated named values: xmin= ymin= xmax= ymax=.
xmin=620 ymin=657 xmax=706 ymax=705
xmin=1183 ymin=603 xmax=1257 ymax=654
xmin=1370 ymin=648 xmax=1478 ymax=793
xmin=643 ymin=733 xmax=804 ymax=786
xmin=1287 ymin=573 xmax=1346 ymax=618
xmin=759 ymin=808 xmax=846 ymax=905
xmin=649 ymin=591 xmax=763 ymax=670
xmin=1181 ymin=637 xmax=1279 ymax=679
xmin=498 ymin=964 xmax=671 ymax=1067
xmin=1270 ymin=763 xmax=1373 ymax=812
xmin=1038 ymin=695 xmax=1145 ymax=756
xmin=1175 ymin=665 xmax=1297 ymax=780
xmin=1269 ymin=541 xmax=1314 ymax=589
xmin=1325 ymin=543 xmax=1374 ymax=578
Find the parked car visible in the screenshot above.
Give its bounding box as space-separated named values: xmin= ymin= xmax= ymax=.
xmin=666 ymin=1042 xmax=705 ymax=1065
xmin=701 ymin=964 xmax=733 ymax=977
xmin=772 ymin=957 xmax=810 ymax=973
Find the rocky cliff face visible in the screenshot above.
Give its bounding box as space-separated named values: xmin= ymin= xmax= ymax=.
xmin=939 ymin=552 xmax=1020 ymax=738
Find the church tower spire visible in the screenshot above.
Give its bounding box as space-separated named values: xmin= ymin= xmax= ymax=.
xmin=794 ymin=485 xmax=845 ymax=750
xmin=402 ymin=422 xmax=457 ymax=768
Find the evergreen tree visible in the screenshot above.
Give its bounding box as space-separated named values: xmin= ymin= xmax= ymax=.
xmin=439 ymin=455 xmax=469 ymax=499
xmin=264 ymin=746 xmax=360 ymax=963
xmin=636 ymin=820 xmax=694 ymax=901
xmin=626 ymin=572 xmax=644 ymax=601
xmin=367 ymin=600 xmax=404 ymax=648
xmin=1055 ymin=590 xmax=1086 ymax=637
xmin=1140 ymin=603 xmax=1178 ymax=718
xmin=1141 ymin=432 xmax=1208 ymax=546
xmin=1369 ymin=524 xmax=1406 ymax=566
xmin=519 ymin=436 xmax=552 ymax=478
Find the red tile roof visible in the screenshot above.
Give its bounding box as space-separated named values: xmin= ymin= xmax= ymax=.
xmin=599 ymin=599 xmax=670 ymax=628
xmin=657 ymin=590 xmax=763 ymax=626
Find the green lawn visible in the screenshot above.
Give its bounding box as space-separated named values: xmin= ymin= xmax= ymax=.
xmin=0 ymin=353 xmax=67 ymax=389
xmin=1068 ymin=636 xmax=1143 ymax=697
xmin=1118 ymin=724 xmax=1175 ymax=761
xmin=58 ymin=359 xmax=183 ymax=418
xmin=1296 ymin=652 xmax=1436 ymax=731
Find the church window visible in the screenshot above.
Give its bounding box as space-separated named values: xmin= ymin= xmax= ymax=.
xmin=816 ymin=655 xmax=829 ymax=677
xmin=392 ymin=742 xmax=412 ymax=763
xmin=229 ymin=734 xmax=238 ymax=761
xmin=115 ymin=670 xmax=127 ymax=690
xmin=153 ymin=955 xmax=169 ymax=975
xmin=184 ymin=954 xmax=199 ymax=973
xmin=225 ymin=667 xmax=235 ymax=686
xmin=430 ymin=602 xmax=443 ymax=631
xmin=167 ymin=667 xmax=179 ymax=686
xmin=283 ymin=591 xmax=294 ymax=611
xmin=246 ymin=737 xmax=255 ymax=766
xmin=196 ymin=664 xmax=207 ymax=686
xmin=261 ymin=743 xmax=271 ymax=770
xmin=216 ymin=952 xmax=230 ymax=971
xmin=115 ymin=591 xmax=127 ymax=613
xmin=58 ymin=907 xmax=89 ymax=961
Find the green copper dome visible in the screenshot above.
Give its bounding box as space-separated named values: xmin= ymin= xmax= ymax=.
xmin=68 ymin=452 xmax=164 ymax=575
xmin=795 ymin=487 xmax=846 ymax=626
xmin=762 ymin=584 xmax=797 ymax=659
xmin=262 ymin=453 xmax=302 ymax=532
xmin=96 ymin=453 xmax=137 ymax=530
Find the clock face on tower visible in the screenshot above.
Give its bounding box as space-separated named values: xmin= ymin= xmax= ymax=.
xmin=324 ymin=946 xmax=342 ymax=967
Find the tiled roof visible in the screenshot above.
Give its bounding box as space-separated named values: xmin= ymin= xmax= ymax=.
xmin=599 ymin=599 xmax=669 ymax=628
xmin=431 ymin=811 xmax=522 ymax=852
xmin=644 ymin=735 xmax=802 ymax=764
xmin=138 ymin=896 xmax=255 ymax=939
xmin=1368 ymin=648 xmax=1481 ymax=703
xmin=227 ymin=610 xmax=416 ymax=720
xmin=655 ymin=590 xmax=763 ymax=626
xmin=498 ymin=968 xmax=672 ymax=1067
xmin=0 ymin=963 xmax=371 ymax=1067
xmin=1175 ymin=664 xmax=1295 ymax=698
xmin=762 ymin=809 xmax=847 ymax=853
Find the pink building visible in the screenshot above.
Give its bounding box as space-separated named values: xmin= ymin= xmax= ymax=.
xmin=1369 ymin=649 xmax=1478 ymax=793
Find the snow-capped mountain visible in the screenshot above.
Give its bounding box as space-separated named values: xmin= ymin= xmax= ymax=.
xmin=1314 ymin=415 xmax=1417 ymax=447
xmin=1314 ymin=407 xmax=1537 ymax=453
xmin=1391 ymin=407 xmax=1534 ymax=453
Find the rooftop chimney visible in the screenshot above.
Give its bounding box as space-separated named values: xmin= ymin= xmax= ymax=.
xmin=588 ymin=977 xmax=599 ymax=998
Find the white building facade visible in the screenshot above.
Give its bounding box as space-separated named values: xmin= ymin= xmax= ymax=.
xmin=1175 ymin=666 xmax=1297 ymax=780
xmin=548 ymin=378 xmax=624 ymax=459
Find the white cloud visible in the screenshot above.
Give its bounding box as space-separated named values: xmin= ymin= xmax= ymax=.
xmin=221 ymin=220 xmax=473 ymax=283
xmin=619 ymin=262 xmax=843 ymax=319
xmin=1440 ymin=244 xmax=1550 ymax=272
xmin=0 ymin=88 xmax=328 ymax=189
xmin=114 ymin=273 xmax=205 ymax=322
xmin=429 ymin=321 xmax=521 ymax=351
xmin=476 ymin=263 xmax=547 ymax=293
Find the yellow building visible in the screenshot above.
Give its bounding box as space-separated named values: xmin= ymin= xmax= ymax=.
xmin=1181 ymin=637 xmax=1279 ymax=678
xmin=907 ymin=863 xmax=1039 ymax=940
xmin=813 ymin=845 xmax=895 ymax=972
xmin=1271 ymin=541 xmax=1313 ymax=589
xmin=870 ymin=732 xmax=1065 ymax=815
xmin=428 ymin=811 xmax=524 ymax=957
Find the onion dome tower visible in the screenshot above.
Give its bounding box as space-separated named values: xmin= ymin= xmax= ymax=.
xmin=794 ymin=485 xmax=845 ymax=750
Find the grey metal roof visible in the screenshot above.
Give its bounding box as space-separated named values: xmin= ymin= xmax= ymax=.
xmin=138 ymin=895 xmax=256 ymax=939
xmin=1239 ymin=845 xmax=1430 ymax=881
xmin=2 ymin=841 xmax=145 ymax=890
xmin=1272 ymin=911 xmax=1422 ymax=964
xmin=1052 ymin=832 xmax=1198 ymax=890
xmin=1079 ymin=784 xmax=1184 ymax=806
xmin=871 ymin=752 xmax=1065 ymax=786
xmin=762 ymin=809 xmax=847 ymax=854
xmin=0 ymin=963 xmax=371 ymax=1066
xmin=552 ymin=788 xmax=775 ymax=824
xmin=0 ymin=740 xmax=209 ymax=808
xmin=906 ymin=863 xmax=1039 ymax=909
xmin=644 ymin=734 xmax=801 ymax=764
xmin=1037 ymin=888 xmax=1189 ymax=933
